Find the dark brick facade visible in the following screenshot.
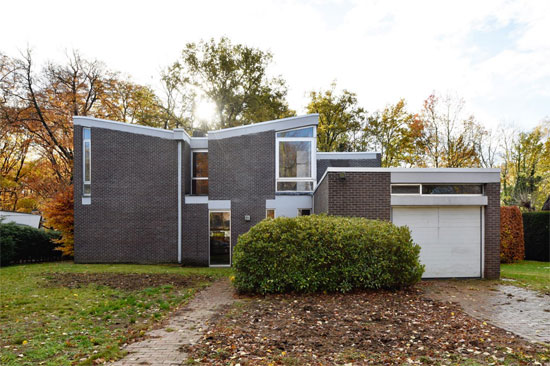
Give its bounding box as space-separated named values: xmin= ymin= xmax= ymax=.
xmin=314 ymin=171 xmax=391 ymax=220
xmin=181 ymin=203 xmax=209 ymax=266
xmin=74 ymin=126 xmax=179 ymax=263
xmin=207 ymin=130 xmax=276 ymax=256
xmin=313 ymin=175 xmax=329 ymax=214
xmin=316 ymin=154 xmax=381 ymax=181
xmin=484 ymin=182 xmax=501 ymax=279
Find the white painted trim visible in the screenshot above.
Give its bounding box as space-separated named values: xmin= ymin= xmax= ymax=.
xmin=208 ymin=114 xmax=319 ymax=140
xmin=276 ymin=134 xmax=317 ymax=193
xmin=82 ymin=196 xmax=91 ymax=205
xmin=177 ymin=141 xmax=182 ymax=264
xmin=74 ymin=116 xmax=190 ymax=142
xmin=208 ymin=200 xmax=231 ymax=210
xmin=316 ymin=152 xmax=379 ymax=160
xmin=185 ymin=195 xmax=208 ymax=204
xmin=190 ymin=137 xmax=208 ymax=149
xmin=314 ymin=167 xmax=501 ymax=191
xmin=391 ymin=195 xmax=488 ymax=206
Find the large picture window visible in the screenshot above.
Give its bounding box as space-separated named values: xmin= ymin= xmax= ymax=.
xmin=192 ymin=151 xmax=208 ymax=195
xmin=276 ymin=127 xmax=316 ymax=192
xmin=82 ymin=128 xmax=91 ymax=196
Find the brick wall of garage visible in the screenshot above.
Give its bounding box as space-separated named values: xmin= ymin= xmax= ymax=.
xmin=319 ymin=171 xmax=391 ymax=220
xmin=316 ymin=155 xmax=381 ymax=181
xmin=74 ymin=126 xmax=179 ymax=263
xmin=182 ymin=203 xmax=209 ymax=266
xmin=484 ymin=182 xmax=501 ymax=279
xmin=208 ymin=130 xmax=276 ymax=252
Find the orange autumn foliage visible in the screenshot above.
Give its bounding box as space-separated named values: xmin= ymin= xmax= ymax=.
xmin=42 ymin=184 xmax=74 ymax=256
xmin=500 ymin=206 xmax=525 ymax=263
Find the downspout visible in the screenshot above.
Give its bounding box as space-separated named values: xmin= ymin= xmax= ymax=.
xmin=177 ymin=140 xmax=182 ymax=264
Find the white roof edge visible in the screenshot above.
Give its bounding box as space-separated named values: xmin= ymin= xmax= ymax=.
xmin=317 ymin=152 xmax=380 ymax=160
xmin=208 ymin=114 xmax=319 ymax=140
xmin=74 ymin=116 xmax=191 ymax=143
xmin=314 ymin=167 xmax=501 ymax=194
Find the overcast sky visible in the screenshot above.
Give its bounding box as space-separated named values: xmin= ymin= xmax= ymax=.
xmin=2 ymin=0 xmax=549 ymax=130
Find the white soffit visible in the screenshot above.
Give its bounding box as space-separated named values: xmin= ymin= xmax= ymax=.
xmin=317 ymin=152 xmax=379 ymax=160
xmin=391 ymin=195 xmax=488 ymax=206
xmin=207 ymin=114 xmax=319 ymax=140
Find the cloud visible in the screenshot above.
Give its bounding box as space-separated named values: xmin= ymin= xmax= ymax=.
xmin=1 ymin=0 xmax=548 ymax=129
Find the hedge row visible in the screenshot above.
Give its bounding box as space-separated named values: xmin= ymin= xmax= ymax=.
xmin=233 ymin=215 xmax=424 ymax=294
xmin=0 ymin=222 xmax=62 ymax=266
xmin=522 ymin=211 xmax=549 ymax=262
xmin=500 ymin=206 xmax=525 ymax=263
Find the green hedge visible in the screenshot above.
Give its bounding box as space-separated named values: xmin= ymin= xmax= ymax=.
xmin=0 ymin=222 xmax=62 ymax=266
xmin=233 ymin=215 xmax=424 ymax=294
xmin=522 ymin=212 xmax=549 ymax=262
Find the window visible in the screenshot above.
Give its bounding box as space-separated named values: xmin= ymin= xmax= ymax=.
xmin=192 ymin=151 xmax=208 ymax=195
xmin=422 ymin=184 xmax=482 ymax=195
xmin=298 ymin=208 xmax=311 ymax=216
xmin=276 ymin=127 xmax=316 ymax=192
xmin=390 ymin=184 xmax=483 ymax=195
xmin=392 ymin=185 xmax=420 ymax=194
xmin=82 ymin=128 xmax=91 ymax=196
xmin=266 ymin=209 xmax=275 ymax=219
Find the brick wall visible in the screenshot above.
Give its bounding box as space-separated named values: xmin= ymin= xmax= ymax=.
xmin=74 ymin=126 xmax=179 ymax=263
xmin=208 ymin=130 xmax=276 ymax=252
xmin=484 ymin=182 xmax=501 ymax=279
xmin=313 ymin=176 xmax=328 ymax=214
xmin=316 ymin=154 xmax=381 ymax=181
xmin=182 ymin=203 xmax=209 ymax=266
xmin=313 ymin=171 xmax=391 ymax=220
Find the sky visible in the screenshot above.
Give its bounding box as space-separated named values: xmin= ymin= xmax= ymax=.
xmin=1 ymin=0 xmax=549 ymax=130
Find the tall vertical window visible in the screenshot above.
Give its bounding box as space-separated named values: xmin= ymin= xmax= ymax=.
xmin=82 ymin=128 xmax=91 ymax=196
xmin=192 ymin=151 xmax=208 ymax=195
xmin=276 ymin=127 xmax=316 ymax=192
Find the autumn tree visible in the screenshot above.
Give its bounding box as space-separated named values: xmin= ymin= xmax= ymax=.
xmin=419 ymin=93 xmax=481 ymax=168
xmin=363 ymin=99 xmax=424 ymax=167
xmin=306 ymin=83 xmax=366 ymax=152
xmin=163 ymin=37 xmax=295 ymax=130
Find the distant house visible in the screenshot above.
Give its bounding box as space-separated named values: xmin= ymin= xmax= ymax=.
xmin=73 ymin=114 xmax=500 ymax=279
xmin=0 ymin=211 xmax=42 ymax=228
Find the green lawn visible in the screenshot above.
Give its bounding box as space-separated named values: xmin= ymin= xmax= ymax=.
xmin=0 ymin=262 xmax=231 ymax=366
xmin=501 ymin=260 xmax=550 ymax=294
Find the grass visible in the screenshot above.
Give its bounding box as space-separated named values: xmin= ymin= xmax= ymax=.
xmin=501 ymin=260 xmax=550 ymax=294
xmin=0 ymin=262 xmax=231 ymax=366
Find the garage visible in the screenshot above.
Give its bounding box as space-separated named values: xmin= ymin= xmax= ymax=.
xmin=392 ymin=206 xmax=482 ymax=278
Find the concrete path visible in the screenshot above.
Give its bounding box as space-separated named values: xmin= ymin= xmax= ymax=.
xmin=111 ymin=279 xmax=235 ymax=366
xmin=424 ymin=280 xmax=550 ymax=344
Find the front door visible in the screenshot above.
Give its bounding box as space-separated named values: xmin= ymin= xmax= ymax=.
xmin=209 ymin=211 xmax=231 ymax=266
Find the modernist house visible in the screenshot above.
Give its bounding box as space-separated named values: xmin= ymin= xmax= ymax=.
xmin=73 ymin=114 xmax=500 ymax=279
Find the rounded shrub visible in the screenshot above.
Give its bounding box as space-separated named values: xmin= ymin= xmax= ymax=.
xmin=233 ymin=215 xmax=424 ymax=294
xmin=500 ymin=206 xmax=525 ymax=263
xmin=0 ymin=222 xmax=61 ymax=266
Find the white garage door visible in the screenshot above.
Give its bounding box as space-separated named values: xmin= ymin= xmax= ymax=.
xmin=392 ymin=206 xmax=481 ymax=278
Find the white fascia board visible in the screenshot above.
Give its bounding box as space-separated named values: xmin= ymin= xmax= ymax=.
xmin=208 ymin=200 xmax=231 ymax=210
xmin=184 ymin=196 xmax=208 ymax=204
xmin=316 ymin=152 xmax=379 ymax=160
xmin=315 ymin=167 xmax=501 ymax=191
xmin=190 ymin=137 xmax=208 ymax=149
xmin=207 ymin=114 xmax=319 ymax=140
xmin=74 ymin=116 xmax=191 ymax=143
xmin=391 ymin=195 xmax=488 ymax=206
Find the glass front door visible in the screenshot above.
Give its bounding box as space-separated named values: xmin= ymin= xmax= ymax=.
xmin=209 ymin=211 xmax=231 ymax=266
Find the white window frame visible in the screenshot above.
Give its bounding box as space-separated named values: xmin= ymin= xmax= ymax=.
xmin=191 ymin=149 xmax=208 ymax=195
xmin=208 ymin=209 xmax=231 ymax=267
xmin=390 ymin=183 xmax=484 ymax=196
xmin=297 ymin=208 xmax=311 ymax=216
xmin=275 ymin=126 xmax=317 ymax=193
xmin=82 ymin=128 xmax=91 ymax=197
xmin=266 ymin=208 xmax=275 ymax=219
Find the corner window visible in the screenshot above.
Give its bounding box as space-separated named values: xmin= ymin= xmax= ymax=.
xmin=266 ymin=209 xmax=275 ymax=219
xmin=192 ymin=151 xmax=208 ymax=195
xmin=276 ymin=127 xmax=316 ymax=192
xmin=82 ymin=128 xmax=91 ymax=196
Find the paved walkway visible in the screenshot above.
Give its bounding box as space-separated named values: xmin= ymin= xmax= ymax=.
xmin=424 ymin=280 xmax=550 ymax=344
xmin=111 ymin=279 xmax=235 ymax=366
